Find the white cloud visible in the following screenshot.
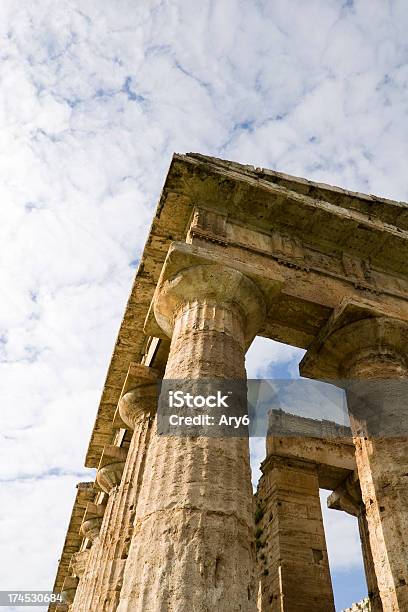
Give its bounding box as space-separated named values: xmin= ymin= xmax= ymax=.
xmin=246 ymin=336 xmax=304 ymax=379
xmin=1 ymin=0 xmax=406 ymax=602
xmin=249 ymin=436 xmax=266 ymax=489
xmin=1 ymin=474 xmax=88 ymax=612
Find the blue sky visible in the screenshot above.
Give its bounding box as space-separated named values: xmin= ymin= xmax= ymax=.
xmin=1 ymin=1 xmax=408 ymax=610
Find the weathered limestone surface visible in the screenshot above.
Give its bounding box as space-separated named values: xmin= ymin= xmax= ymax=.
xmin=49 ymin=482 xmax=95 ymax=612
xmin=358 ymin=512 xmax=383 ymax=612
xmin=96 ymin=445 xmax=127 ymax=495
xmin=266 ymin=409 xmax=355 ymax=491
xmin=71 ymin=493 xmax=110 ymax=609
xmin=261 ymin=409 xmax=382 ymax=612
xmin=117 ymin=264 xmax=265 ymax=612
xmin=328 ymin=472 xmax=382 ymax=612
xmin=268 ymin=407 xmax=352 ymax=440
xmin=60 ymin=576 xmax=78 ymax=605
xmin=256 ymin=453 xmax=334 ymax=611
xmin=72 ymin=367 xmax=157 ymax=612
xmin=70 ymin=549 xmax=89 ymax=579
xmin=302 ymin=312 xmax=408 ymax=611
xmin=258 ymin=412 xmax=376 ymax=611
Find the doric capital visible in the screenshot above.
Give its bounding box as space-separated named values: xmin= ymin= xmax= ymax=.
xmin=70 ymin=549 xmax=89 ymax=578
xmin=327 ymin=472 xmax=362 ymax=517
xmin=300 ymin=301 xmax=408 ymax=380
xmin=117 ymin=364 xmax=158 ymax=429
xmin=119 ymin=388 xmax=157 ymax=429
xmin=96 ymin=445 xmax=128 ymax=494
xmin=153 ymin=264 xmax=266 ymax=344
xmin=80 ymin=502 xmax=105 ymax=542
xmin=80 ymin=517 xmax=102 ymax=542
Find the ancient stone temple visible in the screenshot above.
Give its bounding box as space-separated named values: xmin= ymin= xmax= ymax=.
xmin=51 ymin=154 xmax=408 ymax=611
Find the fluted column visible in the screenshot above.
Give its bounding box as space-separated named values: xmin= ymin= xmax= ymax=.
xmin=71 ymin=494 xmax=112 ymax=610
xmin=328 ymin=473 xmax=382 ymax=612
xmin=118 ymin=264 xmax=266 ymax=612
xmin=359 ymin=510 xmax=383 ymax=612
xmin=301 ymin=315 xmax=408 ymax=612
xmin=61 ymin=576 xmax=79 ymax=607
xmin=70 ymin=549 xmax=89 ymax=579
xmin=71 ymin=366 xmax=157 ymax=612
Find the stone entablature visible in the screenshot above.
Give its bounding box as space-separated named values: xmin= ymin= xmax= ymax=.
xmin=343 ymin=598 xmax=371 ymax=611
xmin=268 ymin=407 xmax=351 ymax=440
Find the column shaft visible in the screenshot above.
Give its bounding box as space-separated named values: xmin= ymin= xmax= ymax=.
xmin=72 ymin=495 xmax=114 ymax=610
xmin=346 ymin=372 xmax=408 ymax=610
xmin=256 ymin=457 xmax=334 ymax=612
xmin=350 ymin=432 xmax=408 ymax=610
xmin=83 ymin=420 xmax=153 ymax=610
xmin=300 ymin=315 xmax=408 ymax=612
xmin=358 ymin=511 xmax=383 ymax=612
xmin=72 ymin=376 xmax=157 ymax=611
xmin=327 ymin=474 xmax=383 ymax=612
xmin=118 ymin=297 xmax=258 ymax=611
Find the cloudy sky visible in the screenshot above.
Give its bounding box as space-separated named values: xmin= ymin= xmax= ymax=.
xmin=1 ymin=1 xmax=408 ymax=610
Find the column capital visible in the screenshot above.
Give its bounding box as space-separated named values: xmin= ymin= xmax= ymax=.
xmin=153 ymin=263 xmax=266 ymax=345
xmin=327 ymin=472 xmax=362 ymax=517
xmin=300 ymin=300 xmax=408 ymax=380
xmin=80 ymin=517 xmax=102 ymax=542
xmin=96 ymin=445 xmax=128 ymax=494
xmin=80 ymin=502 xmax=105 ymax=542
xmin=70 ymin=549 xmax=89 ymax=578
xmin=117 ymin=364 xmax=158 ymax=429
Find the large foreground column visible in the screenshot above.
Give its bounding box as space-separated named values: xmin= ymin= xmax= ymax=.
xmin=117 ymin=264 xmax=266 ymax=612
xmin=256 ymin=456 xmax=334 ymax=611
xmin=301 ymin=315 xmax=408 ymax=611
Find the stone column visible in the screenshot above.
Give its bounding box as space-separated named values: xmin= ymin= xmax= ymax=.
xmin=117 ymin=264 xmax=266 ymax=612
xmin=328 ymin=473 xmax=382 ymax=612
xmin=70 ymin=549 xmax=90 ymax=581
xmin=359 ymin=511 xmax=383 ymax=611
xmin=70 ymin=496 xmax=112 ymax=610
xmin=301 ymin=314 xmax=408 ymax=611
xmin=72 ymin=366 xmax=157 ymax=612
xmin=256 ymin=456 xmax=334 ymax=611
xmin=61 ymin=576 xmax=79 ymax=608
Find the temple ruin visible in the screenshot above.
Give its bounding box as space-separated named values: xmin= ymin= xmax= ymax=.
xmin=51 ymin=153 xmax=408 ymax=611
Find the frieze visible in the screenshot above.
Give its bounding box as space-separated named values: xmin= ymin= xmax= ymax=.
xmin=187 ymin=206 xmax=228 ymax=245
xmin=186 ymin=213 xmax=408 ymax=301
